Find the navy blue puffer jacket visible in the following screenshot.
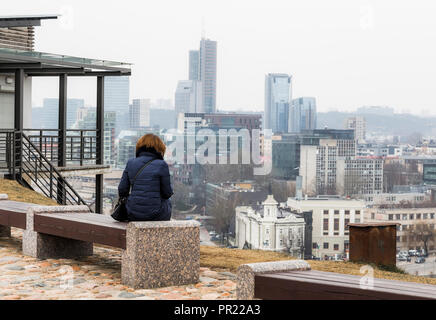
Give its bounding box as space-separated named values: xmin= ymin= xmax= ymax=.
xmin=118 ymin=148 xmax=173 ymax=221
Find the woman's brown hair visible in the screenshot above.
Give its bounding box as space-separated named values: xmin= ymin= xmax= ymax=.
xmin=136 ymin=134 xmax=166 ymax=157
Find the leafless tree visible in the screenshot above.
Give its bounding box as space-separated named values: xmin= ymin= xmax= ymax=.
xmin=404 ymin=221 xmax=436 ymax=253
xmin=209 ymin=193 xmax=240 ymax=246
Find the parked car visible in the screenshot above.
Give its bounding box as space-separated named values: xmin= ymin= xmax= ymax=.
xmin=415 ymin=257 xmax=426 ymax=264
xmin=398 ymin=255 xmax=411 ymax=262
xmin=399 ymin=251 xmax=409 ymax=257
xmin=408 ymin=250 xmax=419 ymax=256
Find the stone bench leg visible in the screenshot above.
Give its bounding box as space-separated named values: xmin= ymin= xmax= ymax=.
xmin=22 ymin=206 xmax=93 ymax=259
xmin=0 ymin=226 xmax=11 ymax=237
xmin=122 ymin=221 xmax=200 ymax=289
xmin=236 ymin=260 xmax=312 ymax=300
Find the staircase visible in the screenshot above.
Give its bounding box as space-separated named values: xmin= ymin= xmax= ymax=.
xmin=0 ymin=130 xmax=89 ymax=207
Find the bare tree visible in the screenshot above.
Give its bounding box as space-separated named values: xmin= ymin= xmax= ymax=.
xmin=404 ymin=222 xmax=436 ymax=253
xmin=209 ymin=193 xmax=240 ymax=246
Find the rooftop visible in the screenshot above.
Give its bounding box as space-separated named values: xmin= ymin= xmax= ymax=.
xmin=0 ymin=14 xmax=58 ymax=27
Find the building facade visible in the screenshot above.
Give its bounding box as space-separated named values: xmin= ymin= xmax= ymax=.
xmin=199 ymin=38 xmax=217 ymax=114
xmin=175 ymin=80 xmax=203 ymax=115
xmin=345 ymin=116 xmax=366 ymax=143
xmin=287 ymin=197 xmax=366 ymax=259
xmin=235 ymin=195 xmax=306 ymax=256
xmin=289 ymin=97 xmax=317 ymax=133
xmin=189 ymin=50 xmax=200 ymax=81
xmin=104 ymin=76 xmax=130 ymax=136
xmin=365 ymin=207 xmax=436 ymax=253
xmin=129 ymin=98 xmax=151 ymax=129
xmin=264 ymin=73 xmax=292 ymax=134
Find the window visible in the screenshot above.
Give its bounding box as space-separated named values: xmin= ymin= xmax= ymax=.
xmin=345 ymin=210 xmax=350 ymax=215
xmin=409 ymin=214 xmax=414 ymax=220
xmin=389 ymin=214 xmax=393 ymax=221
xmin=423 ymin=213 xmax=428 ymax=220
xmin=334 ymin=210 xmax=339 ymax=215
xmin=345 ymin=219 xmax=350 ymax=231
xmin=313 ymin=243 xmax=318 ymax=249
xmin=323 ymin=243 xmax=329 ymax=249
xmin=402 ymin=214 xmax=407 ymax=220
xmin=334 ymin=244 xmax=339 ymax=251
xmin=395 ymin=214 xmax=401 ymax=220
xmin=334 ymin=219 xmax=339 ymax=231
xmin=356 ymin=210 xmax=361 ymax=216
xmin=323 ymin=210 xmax=329 ymax=215
xmin=371 ymin=213 xmax=375 ymax=220
xmin=323 ymin=219 xmax=329 ymax=231
xmin=417 ymin=214 xmax=421 ymax=220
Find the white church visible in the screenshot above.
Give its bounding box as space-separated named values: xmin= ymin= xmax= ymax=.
xmin=235 ymin=194 xmax=306 ymax=257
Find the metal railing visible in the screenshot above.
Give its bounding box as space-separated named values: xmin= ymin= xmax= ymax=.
xmin=0 ymin=129 xmax=90 ymax=208
xmin=24 ymin=129 xmax=98 ymax=166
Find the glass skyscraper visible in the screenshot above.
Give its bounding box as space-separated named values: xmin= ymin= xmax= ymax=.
xmin=264 ymin=73 xmax=292 ymax=134
xmin=199 ymin=38 xmax=217 ymax=114
xmin=290 ymin=97 xmax=317 ymax=133
xmin=189 ymin=50 xmax=199 ymax=81
xmin=104 ymin=76 xmax=130 ymax=136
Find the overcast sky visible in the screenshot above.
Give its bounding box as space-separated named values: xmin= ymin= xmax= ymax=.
xmin=4 ymin=0 xmax=436 ymax=115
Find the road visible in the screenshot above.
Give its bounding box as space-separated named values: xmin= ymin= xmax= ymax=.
xmin=397 ymin=255 xmax=436 ymax=277
xmin=199 ymin=226 xmax=217 ymax=247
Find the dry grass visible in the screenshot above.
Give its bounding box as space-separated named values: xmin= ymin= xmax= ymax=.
xmin=200 ymin=246 xmax=436 ymax=286
xmin=0 ymin=179 xmax=57 ymax=206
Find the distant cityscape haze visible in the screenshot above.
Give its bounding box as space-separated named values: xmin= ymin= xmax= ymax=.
xmin=3 ymin=0 xmax=436 ymax=115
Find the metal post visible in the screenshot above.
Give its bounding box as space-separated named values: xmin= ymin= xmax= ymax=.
xmin=95 ymin=76 xmax=105 ymax=214
xmin=13 ymin=69 xmax=24 ymax=180
xmin=57 ymin=74 xmax=67 ymax=205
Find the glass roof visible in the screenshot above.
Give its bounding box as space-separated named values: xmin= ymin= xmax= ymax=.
xmin=0 ymin=47 xmax=132 ymax=71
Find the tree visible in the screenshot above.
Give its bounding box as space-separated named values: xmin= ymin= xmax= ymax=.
xmin=172 ymin=181 xmax=192 ymax=211
xmin=209 ymin=193 xmax=240 ymax=246
xmin=404 ymin=222 xmax=436 ymax=253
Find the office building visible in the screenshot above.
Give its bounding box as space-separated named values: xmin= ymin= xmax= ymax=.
xmin=287 ymin=196 xmax=365 ymax=259
xmin=264 ymin=73 xmax=292 ymax=134
xmin=199 ymin=38 xmax=217 ymax=113
xmin=189 ymin=50 xmax=200 ymax=81
xmin=290 ymin=97 xmax=317 ymax=133
xmin=104 ymin=76 xmax=130 ymax=136
xmin=345 ymin=116 xmax=366 ymax=142
xmin=175 ymin=80 xmax=203 ymax=115
xmin=129 ymin=99 xmax=150 ymax=129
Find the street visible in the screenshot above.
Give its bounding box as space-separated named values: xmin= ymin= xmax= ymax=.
xmin=397 ymin=255 xmax=436 ymax=277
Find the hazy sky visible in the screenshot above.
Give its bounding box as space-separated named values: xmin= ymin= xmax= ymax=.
xmin=4 ymin=0 xmax=436 ymax=115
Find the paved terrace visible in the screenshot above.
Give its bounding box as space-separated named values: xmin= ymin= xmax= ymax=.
xmin=0 ymin=229 xmax=236 ymax=300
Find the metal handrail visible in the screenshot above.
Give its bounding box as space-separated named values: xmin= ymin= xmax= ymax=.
xmin=20 ymin=133 xmax=90 ymax=208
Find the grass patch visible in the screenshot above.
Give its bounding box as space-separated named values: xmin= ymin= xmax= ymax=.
xmin=0 ymin=179 xmax=58 ymax=206
xmin=200 ymin=246 xmax=436 ymax=286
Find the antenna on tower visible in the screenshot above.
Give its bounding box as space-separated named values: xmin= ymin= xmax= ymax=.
xmin=201 ymin=16 xmax=206 ymax=39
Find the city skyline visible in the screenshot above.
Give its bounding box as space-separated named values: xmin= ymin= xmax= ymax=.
xmin=4 ymin=1 xmax=436 ymax=116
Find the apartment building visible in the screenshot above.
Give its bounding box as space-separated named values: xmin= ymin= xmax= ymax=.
xmin=287 ymin=196 xmax=366 ymax=259
xmin=365 ymin=207 xmax=436 ymax=252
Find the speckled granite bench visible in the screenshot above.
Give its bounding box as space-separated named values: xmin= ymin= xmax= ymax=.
xmin=18 ymin=205 xmax=201 ymax=289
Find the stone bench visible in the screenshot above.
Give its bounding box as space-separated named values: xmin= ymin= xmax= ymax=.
xmin=0 ymin=198 xmax=200 ymax=289
xmin=236 ymin=260 xmax=436 ymax=300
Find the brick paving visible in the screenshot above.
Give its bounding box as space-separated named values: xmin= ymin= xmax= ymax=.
xmin=0 ymin=229 xmax=236 ymax=300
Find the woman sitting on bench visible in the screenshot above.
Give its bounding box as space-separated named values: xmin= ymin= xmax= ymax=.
xmin=118 ymin=134 xmax=173 ymax=221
